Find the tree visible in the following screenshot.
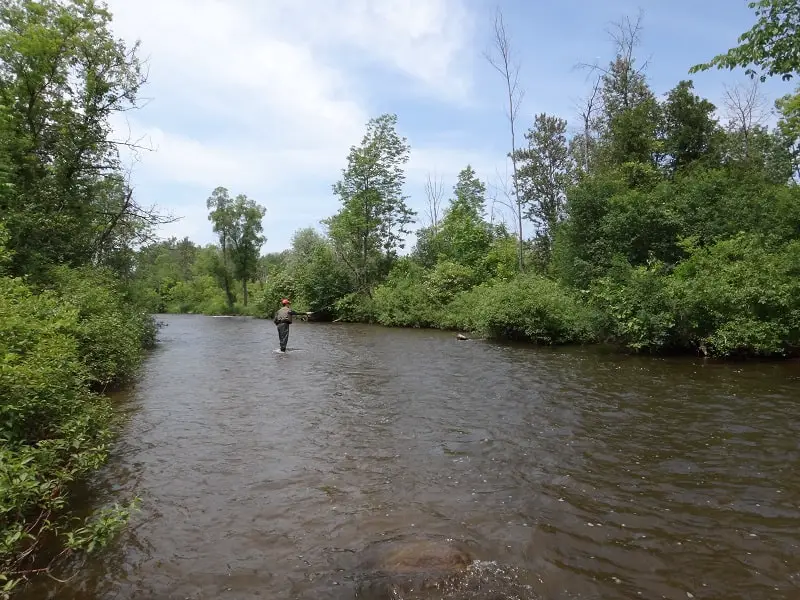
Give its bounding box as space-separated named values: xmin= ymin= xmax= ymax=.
xmin=661 ymin=80 xmax=722 ymax=174
xmin=288 ymin=228 xmax=351 ymax=313
xmin=596 ymin=12 xmax=652 ymax=124
xmin=205 ymin=187 xmax=266 ymax=308
xmin=229 ymin=194 xmax=267 ymax=306
xmin=412 ymin=171 xmax=446 ymax=268
xmin=513 ymin=114 xmax=572 ymax=261
xmin=206 ymin=186 xmax=236 ymax=309
xmin=484 ymin=7 xmax=525 ymax=271
xmin=722 ymin=80 xmax=769 ymax=160
xmin=0 ymin=0 xmax=174 ymax=278
xmin=437 ymin=166 xmax=495 ymax=272
xmin=579 ymin=11 xmax=660 ymax=168
xmin=572 ymin=74 xmax=603 ymax=174
xmin=424 ymin=170 xmax=445 ymax=234
xmin=776 ymin=86 xmax=800 ymax=176
xmin=690 ymin=0 xmax=800 ymax=81
xmin=323 ymin=113 xmax=414 ymax=294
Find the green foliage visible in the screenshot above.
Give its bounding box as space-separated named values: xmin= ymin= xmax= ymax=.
xmin=0 ymin=223 xmax=11 ymax=275
xmin=670 ymin=234 xmax=800 ymax=356
xmin=0 ymin=269 xmax=145 ymax=590
xmin=334 ymin=292 xmax=377 ymax=323
xmin=372 ymin=261 xmax=437 ymax=327
xmin=323 ymin=114 xmax=415 ymax=292
xmin=253 ymin=270 xmax=297 ymax=318
xmin=166 ymin=275 xmax=229 ymax=315
xmin=775 ymin=87 xmax=800 ymax=174
xmin=286 ymin=228 xmax=352 ymax=313
xmin=690 ymin=0 xmax=800 ymax=81
xmin=45 ymin=266 xmax=155 ymax=388
xmin=424 ymin=261 xmax=477 ymax=305
xmin=662 ymin=80 xmax=723 ymax=173
xmin=483 ymin=235 xmax=521 ymax=281
xmin=125 ymin=12 xmax=800 ymax=363
xmin=0 ymin=0 xmax=155 ymax=593
xmin=206 ymin=187 xmax=267 ymax=309
xmin=589 ymin=260 xmax=678 ymax=352
xmin=455 ymin=275 xmax=599 ymax=344
xmin=0 ymin=0 xmax=167 ymax=279
xmin=435 ymin=166 xmax=495 ymax=271
xmin=513 ymin=113 xmax=572 ymax=259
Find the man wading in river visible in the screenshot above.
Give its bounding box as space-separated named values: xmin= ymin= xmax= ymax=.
xmin=273 ymin=298 xmax=297 ymax=352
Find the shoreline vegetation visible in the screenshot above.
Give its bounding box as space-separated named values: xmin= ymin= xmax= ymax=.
xmin=134 ymin=84 xmax=800 ymax=360
xmin=2 ymin=0 xmax=800 ymax=596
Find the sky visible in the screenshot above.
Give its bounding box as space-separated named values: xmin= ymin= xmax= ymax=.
xmin=103 ymin=0 xmax=797 ymax=254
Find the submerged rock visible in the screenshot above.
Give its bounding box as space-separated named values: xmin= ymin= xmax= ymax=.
xmin=354 ymin=538 xmax=475 ymax=598
xmin=369 ymin=539 xmax=473 ymax=573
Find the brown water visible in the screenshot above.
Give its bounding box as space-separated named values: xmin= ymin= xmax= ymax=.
xmin=19 ymin=314 xmax=800 ymax=600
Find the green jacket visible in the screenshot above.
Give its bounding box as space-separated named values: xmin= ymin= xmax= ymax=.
xmin=273 ymin=306 xmax=296 ymax=325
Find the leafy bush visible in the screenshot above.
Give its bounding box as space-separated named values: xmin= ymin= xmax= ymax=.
xmin=372 ymin=262 xmax=438 ymax=327
xmin=669 ymin=233 xmax=800 ymax=356
xmin=0 ymin=270 xmax=143 ymax=594
xmin=588 ymin=259 xmax=679 ymax=352
xmin=166 ymin=275 xmax=230 ymax=315
xmin=423 ymin=260 xmax=476 ymax=305
xmin=252 ymin=271 xmax=298 ymax=318
xmin=448 ymin=275 xmax=598 ymax=344
xmin=334 ymin=292 xmax=376 ymax=323
xmin=45 ymin=266 xmax=156 ymax=388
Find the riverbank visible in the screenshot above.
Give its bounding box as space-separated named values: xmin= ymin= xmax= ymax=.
xmin=16 ymin=313 xmax=800 ymax=600
xmin=168 ymin=264 xmax=800 ymax=362
xmin=0 ymin=266 xmax=156 ymax=597
xmin=320 ymin=255 xmax=800 ymax=360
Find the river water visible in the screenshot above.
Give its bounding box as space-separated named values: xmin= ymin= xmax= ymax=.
xmin=19 ymin=314 xmax=800 ymax=600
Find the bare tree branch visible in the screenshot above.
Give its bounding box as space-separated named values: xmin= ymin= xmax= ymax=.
xmin=489 ymin=166 xmax=519 ymax=236
xmin=575 ymin=10 xmax=650 ymax=113
xmin=723 ymin=79 xmax=769 ymax=158
xmin=569 ymin=73 xmax=604 ymax=173
xmin=423 ymin=170 xmax=445 ymax=234
xmin=483 ymin=6 xmax=526 ymax=271
xmin=606 ymin=9 xmax=649 ymax=73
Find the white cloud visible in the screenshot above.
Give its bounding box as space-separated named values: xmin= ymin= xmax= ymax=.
xmin=102 ymin=0 xmax=493 ymax=250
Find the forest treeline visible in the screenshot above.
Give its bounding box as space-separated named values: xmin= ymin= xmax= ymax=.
xmin=133 ymin=9 xmax=800 ymax=359
xmin=1 ymin=0 xmax=799 ymax=595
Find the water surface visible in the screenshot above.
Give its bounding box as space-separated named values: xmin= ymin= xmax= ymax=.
xmin=20 ymin=314 xmax=800 ymax=599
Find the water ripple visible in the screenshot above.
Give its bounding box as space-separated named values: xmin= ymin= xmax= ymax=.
xmin=19 ymin=315 xmax=800 ymax=600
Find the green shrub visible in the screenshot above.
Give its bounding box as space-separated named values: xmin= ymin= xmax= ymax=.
xmin=423 ymin=261 xmax=476 ymax=305
xmin=46 ymin=266 xmax=155 ymax=388
xmin=368 ymin=261 xmax=436 ymax=327
xmin=251 ymin=270 xmax=298 ymax=319
xmin=449 ymin=275 xmax=598 ymax=344
xmin=334 ymin=292 xmax=376 ymax=323
xmin=669 ymin=233 xmax=800 ymax=356
xmin=588 ymin=259 xmax=679 ymax=352
xmin=0 ymin=272 xmax=139 ymax=593
xmin=164 ymin=275 xmax=227 ymax=315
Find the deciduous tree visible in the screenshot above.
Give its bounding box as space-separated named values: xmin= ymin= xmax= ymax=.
xmin=690 ymin=0 xmax=800 ymax=81
xmin=513 ymin=114 xmax=572 ymax=261
xmin=323 ymin=113 xmax=414 ymax=294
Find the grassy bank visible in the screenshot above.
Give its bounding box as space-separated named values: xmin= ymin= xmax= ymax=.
xmin=0 ymin=264 xmax=155 ymax=596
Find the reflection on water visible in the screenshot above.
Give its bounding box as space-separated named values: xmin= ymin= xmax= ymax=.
xmin=19 ymin=314 xmax=800 ymax=599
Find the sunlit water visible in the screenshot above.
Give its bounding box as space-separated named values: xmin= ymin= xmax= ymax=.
xmin=19 ymin=314 xmax=800 ymax=599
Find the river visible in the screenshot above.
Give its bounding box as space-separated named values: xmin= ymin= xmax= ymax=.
xmin=19 ymin=314 xmax=800 ymax=599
